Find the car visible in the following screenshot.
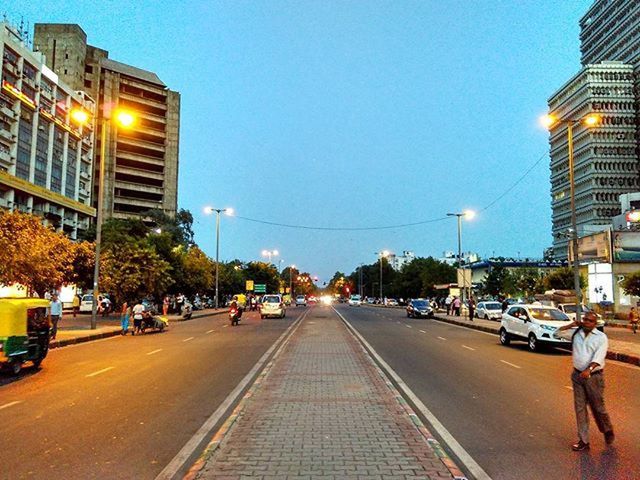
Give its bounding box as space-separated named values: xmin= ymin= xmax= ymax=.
xmin=308 ymin=296 xmax=318 ymax=304
xmin=295 ymin=295 xmax=307 ymax=307
xmin=348 ymin=294 xmax=362 ymax=306
xmin=365 ymin=297 xmax=376 ymax=304
xmin=555 ymin=303 xmax=605 ymax=332
xmin=79 ymin=294 xmax=110 ymax=313
xmin=406 ymin=299 xmax=434 ymax=318
xmin=260 ymin=294 xmax=286 ymax=319
xmin=476 ymin=301 xmax=503 ymax=320
xmin=499 ymin=304 xmax=572 ymax=352
xmin=386 ymin=298 xmax=399 ymax=307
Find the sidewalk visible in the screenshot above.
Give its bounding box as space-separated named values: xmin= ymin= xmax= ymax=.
xmin=49 ymin=308 xmax=225 ymax=349
xmin=190 ymin=311 xmax=466 ymax=479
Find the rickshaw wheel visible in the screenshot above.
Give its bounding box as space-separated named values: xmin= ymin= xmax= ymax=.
xmin=33 ymin=357 xmax=44 ymax=368
xmin=9 ymin=360 xmax=22 ymax=375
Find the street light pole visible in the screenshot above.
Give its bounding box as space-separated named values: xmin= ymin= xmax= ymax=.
xmin=289 ymin=264 xmax=295 ymax=297
xmin=447 ymin=211 xmax=475 ymax=320
xmin=204 ymin=207 xmax=232 ymax=309
xmin=375 ymin=251 xmax=389 ymax=301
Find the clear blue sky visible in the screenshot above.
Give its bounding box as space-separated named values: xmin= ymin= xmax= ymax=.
xmin=12 ymin=0 xmax=591 ymax=282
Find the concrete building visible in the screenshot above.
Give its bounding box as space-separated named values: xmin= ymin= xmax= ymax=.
xmin=0 ymin=22 xmax=95 ymax=239
xmin=33 ymin=23 xmax=180 ymax=221
xmin=387 ymin=250 xmax=415 ymax=271
xmin=548 ymin=61 xmax=638 ymax=259
xmin=440 ymin=250 xmax=479 ymax=267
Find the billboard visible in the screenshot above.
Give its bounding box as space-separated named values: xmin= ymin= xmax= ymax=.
xmin=612 ymin=231 xmax=640 ymax=262
xmin=569 ymin=231 xmax=611 ymax=263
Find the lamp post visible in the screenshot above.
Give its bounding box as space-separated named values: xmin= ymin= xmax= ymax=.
xmin=72 ymin=106 xmax=136 ymax=330
xmin=543 ymin=112 xmax=601 ymax=325
xmin=204 ymin=206 xmax=234 ymax=309
xmin=261 ymin=249 xmax=279 ymax=264
xmin=375 ymin=251 xmax=390 ymax=301
xmin=289 ymin=264 xmax=296 ymax=297
xmin=446 ymin=210 xmax=475 ymax=319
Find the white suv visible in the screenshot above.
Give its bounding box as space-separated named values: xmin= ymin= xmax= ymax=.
xmin=499 ymin=304 xmax=572 ymax=352
xmin=348 ymin=295 xmax=362 ymax=306
xmin=260 ymin=295 xmax=285 ymax=319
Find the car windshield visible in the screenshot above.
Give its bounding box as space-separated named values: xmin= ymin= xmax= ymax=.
xmin=413 ymin=301 xmax=428 ymax=307
xmin=485 ymin=302 xmax=501 ymax=310
xmin=529 ymin=308 xmax=569 ymax=321
xmin=264 ymin=296 xmax=280 ymax=303
xmin=296 ymin=296 xmax=305 ymax=300
xmin=562 ymin=304 xmax=591 ymax=313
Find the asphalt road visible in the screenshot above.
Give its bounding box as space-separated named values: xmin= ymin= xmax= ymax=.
xmin=336 ymin=304 xmax=640 ymax=480
xmin=0 ymin=308 xmax=300 ymax=479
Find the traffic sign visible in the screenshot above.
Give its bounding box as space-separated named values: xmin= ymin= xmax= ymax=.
xmin=254 ymin=283 xmax=266 ymax=293
xmin=246 ymin=280 xmax=254 ymax=291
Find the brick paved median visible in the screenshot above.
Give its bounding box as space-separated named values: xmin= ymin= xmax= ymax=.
xmin=194 ymin=308 xmax=462 ymax=479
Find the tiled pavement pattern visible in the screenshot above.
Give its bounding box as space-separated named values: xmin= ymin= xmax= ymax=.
xmin=195 ymin=309 xmax=457 ymax=480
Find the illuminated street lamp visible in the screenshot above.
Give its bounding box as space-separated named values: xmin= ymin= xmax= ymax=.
xmin=262 ymin=249 xmax=279 ymax=264
xmin=71 ymin=106 xmax=137 ymax=330
xmin=375 ymin=250 xmax=390 ymax=301
xmin=446 ymin=210 xmax=475 ymax=319
xmin=542 ymin=112 xmax=602 ymax=324
xmin=204 ymin=206 xmax=234 ymax=309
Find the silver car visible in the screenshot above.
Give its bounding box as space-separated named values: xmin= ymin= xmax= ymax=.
xmin=476 ymin=301 xmax=503 ymax=320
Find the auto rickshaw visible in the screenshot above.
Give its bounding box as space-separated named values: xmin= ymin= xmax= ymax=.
xmin=0 ymin=298 xmax=51 ymax=375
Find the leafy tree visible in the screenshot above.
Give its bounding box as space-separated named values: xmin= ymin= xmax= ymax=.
xmin=218 ymin=260 xmax=248 ymax=296
xmin=621 ymin=271 xmax=640 ymax=297
xmin=326 ymin=271 xmax=348 ymax=296
xmin=543 ymin=267 xmax=585 ymax=291
xmin=482 ymin=266 xmax=509 ymax=297
xmin=69 ymin=241 xmax=96 ymax=292
xmin=244 ymin=261 xmax=281 ymax=294
xmin=180 ymin=246 xmax=214 ymax=296
xmin=512 ymin=267 xmax=545 ymax=298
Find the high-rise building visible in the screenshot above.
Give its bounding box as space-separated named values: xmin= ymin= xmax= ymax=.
xmin=548 ymin=62 xmax=637 ymax=258
xmin=0 ymin=22 xmax=95 ymax=239
xmin=33 ymin=23 xmax=180 ymax=221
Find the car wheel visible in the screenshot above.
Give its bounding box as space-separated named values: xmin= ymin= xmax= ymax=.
xmin=261 ymin=315 xmax=265 ymax=319
xmin=528 ymin=334 xmax=539 ymax=352
xmin=406 ymin=312 xmax=410 ymax=317
xmin=499 ymin=328 xmax=510 ymax=346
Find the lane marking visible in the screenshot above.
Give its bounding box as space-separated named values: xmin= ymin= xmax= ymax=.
xmin=405 ymin=324 xmax=413 ymax=329
xmin=86 ymin=367 xmax=114 ymax=378
xmin=222 ymin=324 xmax=229 ymax=328
xmin=564 ymin=386 xmax=573 ymax=391
xmin=205 ymin=329 xmax=214 ymax=334
xmin=147 ymin=349 xmax=163 ymax=355
xmin=0 ymin=401 xmax=22 ymax=411
xmin=437 ymin=336 xmax=446 ymax=341
xmin=500 ymin=360 xmax=522 ymax=369
xmin=419 ymin=330 xmax=426 ymax=334
xmin=462 ymin=345 xmax=475 ymax=351
xmin=182 ymin=337 xmax=194 ymax=342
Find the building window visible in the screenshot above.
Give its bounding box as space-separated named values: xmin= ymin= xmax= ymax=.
xmin=34 ymin=120 xmax=50 ymax=187
xmin=66 ymin=141 xmax=78 ymax=198
xmin=16 ymin=110 xmax=33 ymax=180
xmin=50 ymin=127 xmax=64 ymax=193
xmin=84 ymin=79 xmax=92 ymax=89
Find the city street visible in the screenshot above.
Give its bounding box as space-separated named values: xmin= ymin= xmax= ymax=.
xmin=336 ymin=304 xmax=640 ymax=480
xmin=0 ymin=309 xmax=298 ymax=479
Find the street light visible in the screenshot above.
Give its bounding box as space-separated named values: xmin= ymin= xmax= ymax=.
xmin=71 ymin=105 xmax=137 ymax=330
xmin=542 ymin=112 xmax=602 ymax=325
xmin=289 ymin=264 xmax=296 ymax=297
xmin=446 ymin=210 xmax=475 ymax=319
xmin=204 ymin=206 xmax=233 ymax=309
xmin=261 ymin=249 xmax=279 ymax=264
xmin=375 ymin=250 xmax=390 ymax=301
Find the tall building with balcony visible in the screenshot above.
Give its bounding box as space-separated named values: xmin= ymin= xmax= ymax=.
xmin=0 ymin=22 xmax=95 ymax=239
xmin=33 ymin=23 xmax=180 ymax=221
xmin=548 ymin=62 xmax=637 ymax=258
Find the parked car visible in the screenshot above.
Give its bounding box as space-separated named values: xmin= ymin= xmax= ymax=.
xmin=554 ymin=303 xmax=605 ymax=332
xmin=476 ymin=301 xmax=503 ymax=320
xmin=386 ymin=298 xmax=399 ymax=307
xmin=295 ymin=295 xmax=307 ymax=307
xmin=406 ymin=299 xmax=434 ymax=318
xmin=260 ymin=294 xmax=286 ymax=319
xmin=499 ymin=304 xmax=572 ymax=352
xmin=348 ymin=294 xmax=362 ymax=306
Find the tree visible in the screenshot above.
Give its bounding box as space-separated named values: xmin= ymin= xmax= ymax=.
xmin=69 ymin=241 xmax=96 ymax=292
xmin=621 ymin=271 xmax=640 ymax=297
xmin=326 ymin=271 xmax=348 ymax=296
xmin=543 ymin=267 xmax=585 ymax=291
xmin=482 ymin=266 xmax=509 ymax=297
xmin=244 ymin=262 xmax=281 ymax=294
xmin=180 ymin=246 xmax=214 ymax=295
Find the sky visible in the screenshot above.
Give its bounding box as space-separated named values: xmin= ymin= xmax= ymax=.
xmin=10 ymin=0 xmax=592 ymax=282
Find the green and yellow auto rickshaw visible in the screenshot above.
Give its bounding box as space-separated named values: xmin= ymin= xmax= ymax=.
xmin=0 ymin=298 xmax=51 ymax=375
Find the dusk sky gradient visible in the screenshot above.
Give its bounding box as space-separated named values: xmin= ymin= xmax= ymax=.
xmin=11 ymin=1 xmax=592 ymax=282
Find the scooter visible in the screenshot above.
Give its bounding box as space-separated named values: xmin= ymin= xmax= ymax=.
xmin=140 ymin=312 xmax=169 ymax=333
xmin=181 ymin=303 xmax=193 ymax=320
xmin=229 ymin=305 xmax=242 ymax=326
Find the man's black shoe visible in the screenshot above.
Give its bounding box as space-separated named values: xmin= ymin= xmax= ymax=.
xmin=605 ymin=431 xmax=615 ymax=445
xmin=572 ymin=440 xmax=590 ymax=451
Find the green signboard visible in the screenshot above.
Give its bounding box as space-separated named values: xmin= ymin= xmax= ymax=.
xmin=254 ymin=283 xmax=266 ymax=293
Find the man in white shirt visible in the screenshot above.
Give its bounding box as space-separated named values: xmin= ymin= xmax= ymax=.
xmin=132 ymin=301 xmax=145 ymax=335
xmin=556 ymin=312 xmax=614 ymax=451
xmin=49 ymin=292 xmax=63 ymax=340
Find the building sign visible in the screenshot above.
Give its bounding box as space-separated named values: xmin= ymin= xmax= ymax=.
xmin=569 ymin=230 xmax=611 ymax=263
xmin=245 ymin=280 xmax=254 ymax=291
xmin=612 ymin=231 xmax=640 ymax=262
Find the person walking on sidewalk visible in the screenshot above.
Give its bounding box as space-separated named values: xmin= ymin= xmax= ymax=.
xmin=132 ymin=301 xmax=145 ymax=335
xmin=163 ymin=295 xmax=170 ymax=316
xmin=468 ymin=296 xmax=476 ymax=321
xmin=555 ymin=311 xmax=614 ymax=451
xmin=49 ymin=292 xmax=62 ymax=340
xmin=120 ymin=302 xmax=131 ymax=335
xmin=72 ymin=294 xmax=80 ymax=318
xmin=629 ymin=306 xmax=638 ymax=334
xmin=452 ymin=296 xmax=461 ymax=316
xmin=445 ymin=295 xmax=453 ymax=315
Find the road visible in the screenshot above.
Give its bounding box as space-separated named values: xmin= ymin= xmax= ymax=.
xmin=0 ymin=308 xmax=299 ymax=479
xmin=336 ymin=304 xmax=640 ymax=480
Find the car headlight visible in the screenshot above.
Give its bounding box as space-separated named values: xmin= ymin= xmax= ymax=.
xmin=540 ymin=325 xmax=556 ymax=332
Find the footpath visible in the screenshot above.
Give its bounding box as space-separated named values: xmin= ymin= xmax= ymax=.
xmin=189 ymin=308 xmax=467 ymax=480
xmin=50 ymin=308 xmax=225 ymax=349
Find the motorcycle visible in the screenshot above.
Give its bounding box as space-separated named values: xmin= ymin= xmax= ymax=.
xmin=181 ymin=302 xmax=193 ymax=320
xmin=140 ymin=312 xmax=169 ymax=333
xmin=229 ymin=305 xmax=242 ymax=326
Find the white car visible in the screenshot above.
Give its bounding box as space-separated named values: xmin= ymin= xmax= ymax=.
xmin=295 ymin=295 xmax=307 ymax=307
xmin=260 ymin=294 xmax=286 ymax=319
xmin=348 ymin=294 xmax=362 ymax=306
xmin=476 ymin=301 xmax=503 ymax=320
xmin=386 ymin=298 xmax=399 ymax=307
xmin=499 ymin=304 xmax=572 ymax=352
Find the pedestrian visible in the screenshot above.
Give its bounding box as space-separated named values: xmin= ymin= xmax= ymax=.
xmin=132 ymin=301 xmax=145 ymax=335
xmin=452 ymin=296 xmax=461 ymax=316
xmin=163 ymin=295 xmax=169 ymax=316
xmin=445 ymin=295 xmax=453 ymax=315
xmin=44 ymin=290 xmax=52 ymax=301
xmin=72 ymin=294 xmax=80 ymax=318
xmin=468 ymin=297 xmax=476 ymax=320
xmin=49 ymin=292 xmax=63 ymax=340
xmin=501 ymin=297 xmax=509 ymax=312
xmin=120 ymin=302 xmax=131 ymax=335
xmin=629 ymin=306 xmax=638 ymax=334
xmin=555 ymin=312 xmax=614 ymax=451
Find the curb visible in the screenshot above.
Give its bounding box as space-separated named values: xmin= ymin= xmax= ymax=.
xmin=432 ymin=315 xmax=640 ymax=368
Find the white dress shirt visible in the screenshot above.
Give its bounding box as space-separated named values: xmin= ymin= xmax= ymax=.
xmin=558 ymin=328 xmax=608 ymax=372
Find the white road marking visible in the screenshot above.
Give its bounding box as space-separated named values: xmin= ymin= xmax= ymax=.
xmin=147 ymin=349 xmax=163 ymax=355
xmin=205 ymin=329 xmax=214 ymax=334
xmin=462 ymin=345 xmax=475 ymax=351
xmin=500 ymin=360 xmax=522 ymax=369
xmin=564 ymin=386 xmax=573 ymax=391
xmin=419 ymin=330 xmax=426 ymax=333
xmin=86 ymin=367 xmax=115 ymax=377
xmin=437 ymin=336 xmax=446 ymax=341
xmin=405 ymin=324 xmax=413 ymax=329
xmin=222 ymin=324 xmax=229 ymax=328
xmin=0 ymin=401 xmax=22 ymax=411
xmin=182 ymin=337 xmax=194 ymax=342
